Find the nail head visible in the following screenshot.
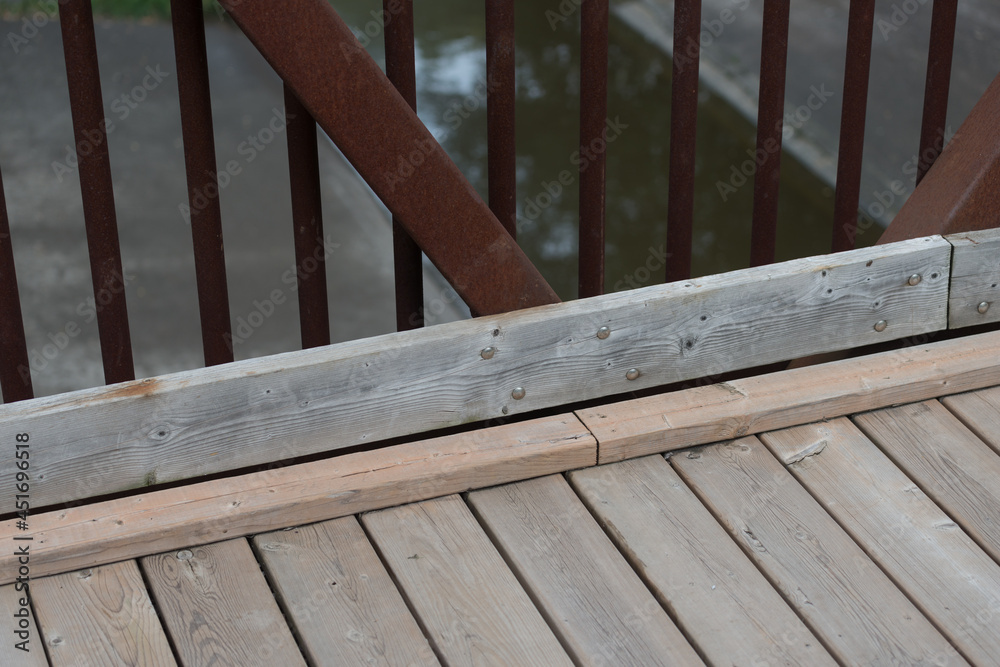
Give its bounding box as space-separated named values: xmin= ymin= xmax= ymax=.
xmin=626 ymin=368 xmax=640 ymax=381
xmin=907 ymin=274 xmax=922 ymax=286
xmin=978 ymin=301 xmax=990 ymax=314
xmin=874 ymin=320 xmax=887 ymax=332
xmin=596 ymin=326 xmax=610 ymax=339
xmin=177 ymin=550 xmax=193 ymax=561
xmin=511 ymin=387 xmax=525 ymax=400
xmin=480 ymin=346 xmax=495 ymax=360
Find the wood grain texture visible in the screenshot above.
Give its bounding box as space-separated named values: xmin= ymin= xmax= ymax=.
xmin=855 ymin=400 xmax=1000 ymax=563
xmin=580 ymin=329 xmax=1000 ymax=463
xmin=0 ymin=414 xmax=593 ymax=585
xmin=0 ymin=582 xmax=47 ymax=665
xmin=763 ymin=418 xmax=1000 ymax=665
xmin=671 ymin=437 xmax=964 ymax=666
xmin=141 ymin=538 xmax=305 ymax=666
xmin=253 ymin=517 xmax=439 ymax=666
xmin=946 ymin=228 xmax=1000 ymax=328
xmin=568 ymin=456 xmax=836 ymax=667
xmin=467 ymin=475 xmax=704 ymax=666
xmin=942 ymin=385 xmax=1000 ymax=454
xmin=361 ymin=494 xmax=572 ymax=666
xmin=0 ymin=235 xmax=949 ymax=507
xmin=30 ymin=560 xmax=176 ymax=666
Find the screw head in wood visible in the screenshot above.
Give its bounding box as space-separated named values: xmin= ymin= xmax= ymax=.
xmin=481 ymin=346 xmax=496 ymax=360
xmin=626 ymin=368 xmax=640 ymax=381
xmin=177 ymin=550 xmax=193 ymax=560
xmin=597 ymin=326 xmax=610 ymax=339
xmin=511 ymin=386 xmax=526 ymax=400
xmin=978 ymin=301 xmax=990 ymax=314
xmin=907 ymin=274 xmax=922 ymax=286
xmin=874 ymin=320 xmax=887 ymax=332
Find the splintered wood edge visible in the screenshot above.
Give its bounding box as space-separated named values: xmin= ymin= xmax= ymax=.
xmin=0 ymin=414 xmax=595 ymax=585
xmin=580 ymin=329 xmax=1000 ymax=464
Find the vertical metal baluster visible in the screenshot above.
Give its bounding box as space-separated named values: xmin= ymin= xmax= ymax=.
xmin=578 ymin=0 xmax=609 ymax=298
xmin=284 ymin=86 xmax=331 ymax=349
xmin=749 ymin=0 xmax=790 ymax=267
xmin=0 ymin=164 xmax=33 ymax=402
xmin=916 ymin=0 xmax=958 ymax=184
xmin=59 ymin=0 xmax=135 ymax=384
xmin=666 ymin=0 xmax=701 ymax=282
xmin=384 ymin=0 xmax=424 ymax=330
xmin=831 ymin=0 xmax=876 ymax=253
xmin=486 ymin=0 xmax=517 ymax=239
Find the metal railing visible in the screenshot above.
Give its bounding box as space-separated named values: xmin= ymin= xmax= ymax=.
xmin=0 ymin=0 xmax=991 ymax=404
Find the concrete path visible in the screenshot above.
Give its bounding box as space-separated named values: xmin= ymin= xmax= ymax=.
xmin=1 ymin=16 xmax=466 ymax=398
xmin=617 ymin=0 xmax=1000 ymax=244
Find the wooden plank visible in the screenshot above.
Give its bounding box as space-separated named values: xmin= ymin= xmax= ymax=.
xmin=942 ymin=385 xmax=1000 ymax=454
xmin=946 ymin=222 xmax=1000 ymax=328
xmin=855 ymin=400 xmax=1000 ymax=563
xmin=580 ymin=328 xmax=1000 ymax=463
xmin=141 ymin=538 xmax=305 ymax=666
xmin=763 ymin=418 xmax=1000 ymax=665
xmin=253 ymin=517 xmax=439 ymax=666
xmin=0 ymin=414 xmax=593 ymax=585
xmin=671 ymin=437 xmax=964 ymax=666
xmin=467 ymin=475 xmax=704 ymax=666
xmin=30 ymin=560 xmax=176 ymax=666
xmin=0 ymin=235 xmax=950 ymax=507
xmin=360 ymin=494 xmax=572 ymax=666
xmin=0 ymin=583 xmax=47 ymax=664
xmin=568 ymin=456 xmax=836 ymax=667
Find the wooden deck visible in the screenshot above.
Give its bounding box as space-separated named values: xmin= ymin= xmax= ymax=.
xmin=5 ymin=336 xmax=1000 ymax=665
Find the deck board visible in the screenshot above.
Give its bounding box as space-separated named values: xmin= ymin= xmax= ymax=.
xmin=1 ymin=583 xmax=49 ymax=665
xmin=855 ymin=400 xmax=1000 ymax=562
xmin=253 ymin=517 xmax=439 ymax=666
xmin=671 ymin=437 xmax=965 ymax=666
xmin=567 ymin=455 xmax=836 ymax=666
xmin=763 ymin=418 xmax=1000 ymax=664
xmin=361 ymin=494 xmax=572 ymax=666
xmin=942 ymin=385 xmax=1000 ymax=454
xmin=141 ymin=538 xmax=305 ymax=666
xmin=467 ymin=475 xmax=704 ymax=666
xmin=30 ymin=560 xmax=175 ymax=666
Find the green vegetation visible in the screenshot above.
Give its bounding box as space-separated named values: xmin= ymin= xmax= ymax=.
xmin=3 ymin=0 xmax=221 ymax=20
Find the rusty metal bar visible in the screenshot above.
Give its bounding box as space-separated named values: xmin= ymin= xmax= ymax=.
xmin=749 ymin=0 xmax=790 ymax=267
xmin=831 ymin=0 xmax=876 ymax=253
xmin=916 ymin=0 xmax=958 ymax=184
xmin=666 ymin=0 xmax=700 ymax=282
xmin=219 ymin=0 xmax=558 ymax=316
xmin=383 ymin=0 xmax=424 ymax=330
xmin=486 ymin=0 xmax=517 ymax=240
xmin=879 ymin=71 xmax=1000 ymax=243
xmin=284 ymin=86 xmax=331 ymax=349
xmin=578 ymin=0 xmax=609 ymax=298
xmin=0 ymin=165 xmax=33 ymax=402
xmin=170 ymin=0 xmax=234 ymax=365
xmin=58 ymin=0 xmax=135 ymax=385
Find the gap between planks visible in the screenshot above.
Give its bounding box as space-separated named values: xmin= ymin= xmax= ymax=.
xmin=3 ymin=330 xmax=1000 ymax=584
